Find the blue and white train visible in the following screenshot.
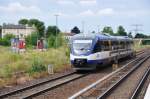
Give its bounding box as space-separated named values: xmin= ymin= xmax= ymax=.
xmin=70 ymin=33 xmax=135 ymax=70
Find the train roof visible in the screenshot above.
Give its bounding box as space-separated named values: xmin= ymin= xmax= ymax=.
xmin=72 ymin=33 xmax=97 ymax=40
xmin=72 ymin=33 xmax=132 ymax=41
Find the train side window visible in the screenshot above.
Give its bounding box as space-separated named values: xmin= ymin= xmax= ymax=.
xmin=116 ymin=41 xmax=119 ymax=49
xmin=111 ymin=41 xmax=114 ymax=50
xmin=105 ymin=41 xmax=110 ymax=51
xmin=114 ymin=41 xmax=117 ymax=50
xmin=127 ymin=41 xmax=131 ymax=49
xmin=126 ymin=41 xmax=129 ymax=49
xmin=123 ymin=41 xmax=126 ymax=49
xmin=109 ymin=40 xmax=112 ymax=50
xmin=120 ymin=41 xmax=124 ymax=49
xmin=112 ymin=41 xmax=118 ymax=50
xmin=101 ymin=41 xmax=110 ymax=51
xmin=93 ymin=41 xmax=101 ymax=53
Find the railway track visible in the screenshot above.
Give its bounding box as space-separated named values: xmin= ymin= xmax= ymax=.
xmin=69 ymin=52 xmax=150 ymax=99
xmin=130 ymin=66 xmax=150 ymax=99
xmin=0 ymin=72 xmax=87 ymax=99
xmin=0 ymin=50 xmax=146 ymax=99
xmin=136 ymin=49 xmax=145 ymax=56
xmin=136 ymin=51 xmax=144 ymax=56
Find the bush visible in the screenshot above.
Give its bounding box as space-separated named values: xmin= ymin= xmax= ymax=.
xmin=3 ymin=34 xmax=15 ymax=40
xmin=47 ymin=35 xmax=56 ymax=48
xmin=0 ymin=38 xmax=10 ymax=46
xmin=27 ymin=57 xmax=46 ymax=75
xmin=47 ymin=34 xmax=66 ymax=48
xmin=142 ymin=40 xmax=150 ymax=45
xmin=0 ymin=34 xmax=15 ymax=46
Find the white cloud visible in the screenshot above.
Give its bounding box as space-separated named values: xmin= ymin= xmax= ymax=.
xmin=78 ymin=8 xmax=114 ymax=17
xmin=79 ymin=10 xmax=95 ymax=16
xmin=57 ymin=0 xmax=75 ymax=5
xmin=98 ymin=8 xmax=114 ymax=16
xmin=0 ymin=2 xmax=41 ymax=14
xmin=79 ymin=0 xmax=97 ymax=6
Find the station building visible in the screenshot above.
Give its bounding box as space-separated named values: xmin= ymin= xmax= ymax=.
xmin=1 ymin=23 xmax=36 ymax=38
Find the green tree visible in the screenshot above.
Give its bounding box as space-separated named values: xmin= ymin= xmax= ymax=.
xmin=71 ymin=26 xmax=81 ymax=34
xmin=46 ymin=26 xmax=60 ymax=37
xmin=116 ymin=26 xmax=127 ymax=36
xmin=128 ymin=32 xmax=133 ymax=38
xmin=28 ymin=19 xmax=45 ymax=38
xmin=92 ymin=31 xmax=96 ymax=34
xmin=18 ymin=19 xmax=28 ymax=25
xmin=135 ymin=33 xmax=148 ymax=38
xmin=0 ymin=25 xmax=2 ymax=38
xmin=102 ymin=26 xmax=114 ymax=35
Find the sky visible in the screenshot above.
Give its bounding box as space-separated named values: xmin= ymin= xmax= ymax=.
xmin=0 ymin=0 xmax=149 ymax=35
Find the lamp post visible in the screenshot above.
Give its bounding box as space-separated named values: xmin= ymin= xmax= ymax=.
xmin=82 ymin=21 xmax=85 ymax=34
xmin=54 ymin=14 xmax=59 ymax=48
xmin=97 ymin=25 xmax=100 ymax=33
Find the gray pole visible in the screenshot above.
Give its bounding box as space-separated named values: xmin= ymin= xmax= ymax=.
xmin=54 ymin=14 xmax=59 ymax=48
xmin=82 ymin=21 xmax=85 ymax=34
xmin=131 ymin=24 xmax=143 ymax=37
xmin=97 ymin=25 xmax=100 ymax=33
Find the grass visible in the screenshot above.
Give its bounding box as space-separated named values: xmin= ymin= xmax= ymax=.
xmin=0 ymin=45 xmax=70 ymax=87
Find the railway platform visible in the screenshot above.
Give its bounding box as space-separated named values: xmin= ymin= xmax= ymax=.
xmin=144 ymin=83 xmax=150 ymax=99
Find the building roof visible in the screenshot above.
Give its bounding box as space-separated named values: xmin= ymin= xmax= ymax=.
xmin=2 ymin=24 xmax=26 ymax=29
xmin=63 ymin=32 xmax=76 ymax=36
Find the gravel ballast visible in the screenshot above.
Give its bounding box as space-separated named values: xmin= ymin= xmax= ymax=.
xmin=33 ymin=56 xmax=144 ymax=99
xmin=106 ymin=57 xmax=150 ymax=99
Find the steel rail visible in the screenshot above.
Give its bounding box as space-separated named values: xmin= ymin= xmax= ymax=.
xmin=22 ymin=73 xmax=87 ymax=99
xmin=0 ymin=72 xmax=77 ymax=98
xmin=96 ymin=55 xmax=150 ymax=99
xmin=130 ymin=66 xmax=150 ymax=99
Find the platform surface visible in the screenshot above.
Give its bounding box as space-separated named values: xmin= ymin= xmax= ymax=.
xmin=144 ymin=83 xmax=150 ymax=99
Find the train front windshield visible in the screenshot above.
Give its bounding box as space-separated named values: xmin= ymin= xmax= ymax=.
xmin=73 ymin=40 xmax=92 ymax=55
